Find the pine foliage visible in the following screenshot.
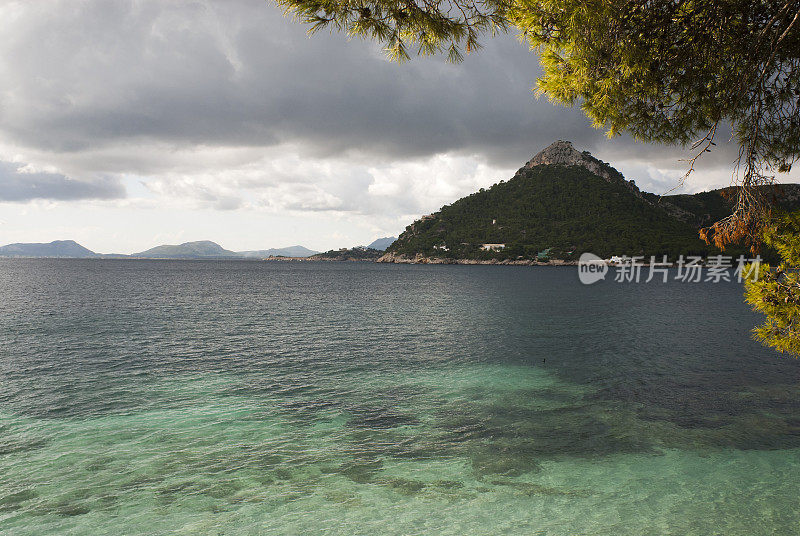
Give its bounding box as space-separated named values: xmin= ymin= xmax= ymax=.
xmin=745 ymin=211 xmax=800 ymax=356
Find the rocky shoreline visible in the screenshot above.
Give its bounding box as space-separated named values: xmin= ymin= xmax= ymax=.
xmin=260 ymin=253 xmax=578 ymax=265
xmin=263 ymin=255 xmax=382 ymax=262
xmin=375 ymin=252 xmax=577 ymax=266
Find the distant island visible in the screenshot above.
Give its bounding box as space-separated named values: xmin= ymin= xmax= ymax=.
xmin=238 ymin=245 xmax=319 ymax=258
xmin=130 ymin=242 xmax=321 ymax=259
xmin=0 ymin=238 xmax=398 ymax=261
xmin=132 ymin=240 xmax=242 ymax=259
xmin=0 ymin=240 xmax=321 ymax=260
xmin=0 ymin=240 xmax=96 ymax=258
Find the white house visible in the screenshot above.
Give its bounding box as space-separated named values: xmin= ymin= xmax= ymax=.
xmin=481 ymin=243 xmax=506 ymax=251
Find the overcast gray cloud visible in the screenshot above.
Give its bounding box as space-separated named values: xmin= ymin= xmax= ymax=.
xmin=0 ymin=160 xmax=124 ymax=202
xmin=0 ymin=0 xmax=607 ymax=166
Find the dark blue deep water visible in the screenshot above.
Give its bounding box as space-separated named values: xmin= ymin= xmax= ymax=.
xmin=1 ymin=259 xmax=798 ymax=534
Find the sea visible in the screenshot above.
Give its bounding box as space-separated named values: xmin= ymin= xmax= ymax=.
xmin=1 ymin=259 xmax=799 ymax=535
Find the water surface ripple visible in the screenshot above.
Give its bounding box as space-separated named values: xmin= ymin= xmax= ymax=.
xmin=0 ymin=259 xmax=798 ymax=534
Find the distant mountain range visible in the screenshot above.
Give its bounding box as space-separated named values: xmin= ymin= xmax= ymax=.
xmin=0 ymin=239 xmax=396 ymax=259
xmin=0 ymin=239 xmax=323 ymax=259
xmin=383 ymin=140 xmax=800 ymax=262
xmin=366 ymin=237 xmax=396 ymax=251
xmin=239 ymin=245 xmax=319 ymax=258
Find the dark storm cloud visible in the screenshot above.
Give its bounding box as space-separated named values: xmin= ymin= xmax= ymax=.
xmin=0 ymin=161 xmax=124 ymax=201
xmin=0 ymin=0 xmax=607 ymax=168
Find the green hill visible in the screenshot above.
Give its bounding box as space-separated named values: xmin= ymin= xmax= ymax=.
xmin=134 ymin=240 xmax=239 ymax=259
xmin=0 ymin=240 xmax=96 ymax=258
xmin=386 ymin=141 xmax=800 ymax=261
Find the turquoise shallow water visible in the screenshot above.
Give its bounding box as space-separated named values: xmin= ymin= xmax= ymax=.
xmin=1 ymin=259 xmax=799 ymax=535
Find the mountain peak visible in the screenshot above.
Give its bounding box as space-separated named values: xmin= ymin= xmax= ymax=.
xmin=526 ymin=140 xmax=586 ymax=168
xmin=525 ymin=140 xmax=641 ymax=196
xmin=526 ymin=140 xmax=608 ymax=175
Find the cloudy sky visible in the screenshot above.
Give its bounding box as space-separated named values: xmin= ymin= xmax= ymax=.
xmin=1 ymin=0 xmax=795 ymax=254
